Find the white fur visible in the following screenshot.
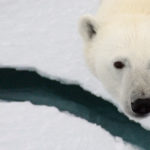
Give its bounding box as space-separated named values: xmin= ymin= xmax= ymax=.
xmin=79 ymin=0 xmax=150 ymax=116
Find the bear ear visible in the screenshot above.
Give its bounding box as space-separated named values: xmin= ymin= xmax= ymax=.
xmin=79 ymin=15 xmax=98 ymax=42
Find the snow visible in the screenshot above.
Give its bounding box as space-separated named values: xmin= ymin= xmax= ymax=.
xmin=0 ymin=101 xmax=139 ymax=150
xmin=0 ymin=0 xmax=149 ymax=139
xmin=0 ymin=0 xmax=110 ymax=100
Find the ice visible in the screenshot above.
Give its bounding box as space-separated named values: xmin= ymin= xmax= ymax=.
xmin=0 ymin=0 xmax=109 ymax=99
xmin=0 ymin=101 xmax=139 ymax=150
xmin=0 ymin=0 xmax=149 ymax=130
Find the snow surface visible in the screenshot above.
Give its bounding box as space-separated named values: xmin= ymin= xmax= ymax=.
xmin=0 ymin=0 xmax=149 ymax=133
xmin=0 ymin=101 xmax=139 ymax=150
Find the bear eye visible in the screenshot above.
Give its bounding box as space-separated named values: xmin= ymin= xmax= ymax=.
xmin=114 ymin=61 xmax=125 ymax=69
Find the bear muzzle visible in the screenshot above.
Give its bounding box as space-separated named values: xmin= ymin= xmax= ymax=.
xmin=131 ymin=98 xmax=150 ymax=116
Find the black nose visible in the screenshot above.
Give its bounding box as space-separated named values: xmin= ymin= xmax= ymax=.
xmin=131 ymin=98 xmax=150 ymax=115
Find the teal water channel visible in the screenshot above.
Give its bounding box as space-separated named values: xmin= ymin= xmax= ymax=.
xmin=0 ymin=68 xmax=149 ymax=150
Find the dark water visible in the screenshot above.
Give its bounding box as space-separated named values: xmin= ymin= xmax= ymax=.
xmin=0 ymin=68 xmax=149 ymax=150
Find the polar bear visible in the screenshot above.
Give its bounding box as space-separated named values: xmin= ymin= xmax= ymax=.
xmin=79 ymin=0 xmax=150 ymax=117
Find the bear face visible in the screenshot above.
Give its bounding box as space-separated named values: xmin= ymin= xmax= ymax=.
xmin=79 ymin=11 xmax=150 ymax=117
